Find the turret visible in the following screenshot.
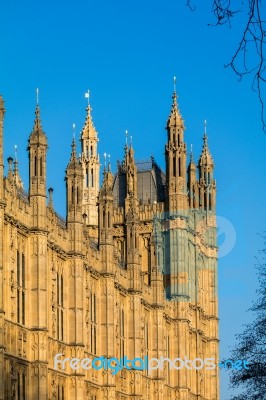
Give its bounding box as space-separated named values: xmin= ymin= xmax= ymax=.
xmin=98 ymin=161 xmax=114 ymax=273
xmin=28 ymin=104 xmax=48 ymax=198
xmin=165 ymin=81 xmax=188 ymax=214
xmin=65 ymin=138 xmax=83 ymax=223
xmin=28 ymin=102 xmax=48 ymax=229
xmin=80 ymin=92 xmax=100 ymax=227
xmin=198 ymin=122 xmax=216 ymax=212
xmin=187 ymin=147 xmax=198 ymax=208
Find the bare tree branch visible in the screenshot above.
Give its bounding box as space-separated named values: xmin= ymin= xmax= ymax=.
xmin=187 ymin=0 xmax=266 ymax=132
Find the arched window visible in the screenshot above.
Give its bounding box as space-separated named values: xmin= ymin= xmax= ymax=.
xmin=179 ymin=157 xmax=182 ymax=177
xmin=91 ymin=169 xmax=94 ymax=187
xmin=209 ymin=193 xmax=212 ymax=211
xmin=90 ymin=145 xmax=93 ymax=156
xmin=204 ymin=192 xmax=208 ymax=210
xmin=103 ymin=210 xmax=105 ymax=228
xmin=86 ymin=169 xmax=89 ymax=187
xmin=76 ymin=187 xmax=79 ymax=204
xmin=34 ymin=156 xmax=37 ymax=176
xmin=173 ymin=156 xmax=176 ymax=177
xmin=40 ymin=157 xmax=43 ymax=176
xmin=71 ymin=186 xmax=74 ymax=204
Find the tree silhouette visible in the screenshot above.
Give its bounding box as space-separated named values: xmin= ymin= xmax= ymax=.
xmin=228 ymin=234 xmax=266 ymax=399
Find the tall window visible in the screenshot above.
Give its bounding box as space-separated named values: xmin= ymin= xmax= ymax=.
xmin=57 ymin=273 xmax=64 ymax=341
xmin=71 ymin=186 xmax=74 ymax=204
xmin=34 ymin=156 xmax=37 ymax=176
xmin=91 ymin=169 xmax=94 ymax=187
xmin=144 ymin=322 xmax=149 ymax=373
xmin=90 ymin=293 xmax=97 ymax=354
xmin=86 ymin=168 xmax=89 ymax=187
xmin=76 ymin=187 xmax=79 ymax=204
xmin=166 ymin=332 xmax=170 ymax=384
xmin=57 ymin=385 xmax=64 ymax=400
xmin=120 ymin=309 xmax=125 ymax=359
xmin=17 ymin=251 xmax=26 ymax=325
xmin=173 ymin=156 xmax=176 ymax=177
xmin=40 ymin=157 xmax=43 ymax=176
xmin=17 ymin=370 xmax=26 ymax=400
xmin=178 ymin=157 xmax=182 ymax=177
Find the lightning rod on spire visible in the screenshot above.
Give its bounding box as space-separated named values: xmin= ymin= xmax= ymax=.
xmin=125 ymin=130 xmax=128 ymax=145
xmin=173 ymin=76 xmax=176 ymax=93
xmin=36 ymin=88 xmax=39 ymax=105
xmin=72 ymin=123 xmax=76 ymax=140
xmin=85 ymin=90 xmax=90 ymax=105
xmin=204 ymin=119 xmax=207 ymax=135
xmin=104 ymin=152 xmax=107 ymax=168
xmin=14 ymin=145 xmax=18 ymax=161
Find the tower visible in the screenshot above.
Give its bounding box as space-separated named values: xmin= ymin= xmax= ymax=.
xmin=0 ymin=96 xmax=5 ymax=400
xmin=164 ymin=86 xmax=189 ymax=299
xmin=27 ymin=102 xmax=49 ymax=399
xmin=80 ymin=95 xmax=100 ymax=227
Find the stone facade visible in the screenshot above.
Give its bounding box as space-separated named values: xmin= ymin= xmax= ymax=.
xmin=0 ymin=90 xmax=219 ymax=400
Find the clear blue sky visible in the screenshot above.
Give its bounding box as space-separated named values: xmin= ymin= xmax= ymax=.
xmin=1 ymin=1 xmax=266 ymax=398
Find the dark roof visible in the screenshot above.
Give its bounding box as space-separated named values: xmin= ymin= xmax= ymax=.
xmin=113 ymin=158 xmax=165 ymax=207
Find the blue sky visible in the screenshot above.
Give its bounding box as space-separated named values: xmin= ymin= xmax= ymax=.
xmin=1 ymin=1 xmax=266 ymax=397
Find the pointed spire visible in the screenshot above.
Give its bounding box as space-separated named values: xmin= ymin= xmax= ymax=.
xmin=29 ymin=89 xmax=47 ymax=145
xmin=167 ymin=77 xmax=184 ymax=128
xmin=124 ymin=129 xmax=129 ymax=153
xmin=190 ymin=144 xmax=194 ymax=162
xmin=103 ymin=152 xmax=107 ymax=171
xmin=102 ymin=155 xmax=113 ymax=192
xmin=70 ymin=137 xmax=77 ymax=162
xmin=199 ymin=120 xmax=213 ymax=167
xmin=13 ymin=145 xmax=23 ymax=188
xmin=81 ymin=90 xmax=97 ymax=140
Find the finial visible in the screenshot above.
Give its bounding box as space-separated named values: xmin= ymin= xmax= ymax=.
xmin=104 ymin=152 xmax=107 ymax=169
xmin=36 ymin=88 xmax=39 ymax=105
xmin=173 ymin=76 xmax=176 ymax=93
xmin=130 ymin=135 xmax=133 ymax=146
xmin=171 ymin=76 xmax=178 ymax=108
xmin=85 ymin=90 xmax=90 ymax=105
xmin=190 ymin=144 xmax=194 ymax=162
xmin=72 ymin=123 xmax=76 ymax=140
xmin=108 ymin=154 xmax=111 ymax=171
xmin=203 ymin=119 xmax=208 ymax=146
xmin=125 ymin=129 xmax=128 ymax=145
xmin=14 ymin=145 xmax=18 ymax=162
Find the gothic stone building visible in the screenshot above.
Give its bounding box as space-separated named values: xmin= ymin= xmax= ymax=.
xmin=0 ymin=90 xmax=219 ymax=400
